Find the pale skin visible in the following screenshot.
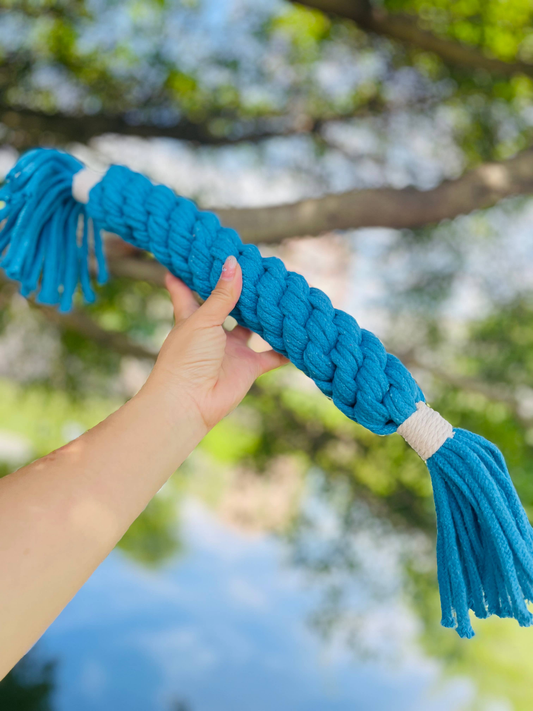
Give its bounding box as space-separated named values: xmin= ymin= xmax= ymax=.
xmin=0 ymin=256 xmax=287 ymax=679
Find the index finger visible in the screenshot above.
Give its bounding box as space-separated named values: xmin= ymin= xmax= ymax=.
xmin=165 ymin=273 xmax=199 ymax=325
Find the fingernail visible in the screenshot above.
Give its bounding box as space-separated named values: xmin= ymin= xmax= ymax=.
xmin=221 ymin=255 xmax=237 ymax=281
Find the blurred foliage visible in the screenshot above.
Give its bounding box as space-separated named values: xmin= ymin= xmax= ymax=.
xmin=2 ymin=0 xmax=533 ymax=162
xmin=0 ymin=0 xmax=367 ymax=143
xmin=382 ymin=0 xmax=533 ymax=162
xmin=467 ymin=297 xmax=533 ymax=385
xmin=245 ymin=372 xmax=435 ymax=531
xmin=385 ymin=0 xmax=533 ymax=62
xmin=0 ymin=649 xmax=55 ymax=711
xmin=117 ymin=490 xmax=183 ymax=566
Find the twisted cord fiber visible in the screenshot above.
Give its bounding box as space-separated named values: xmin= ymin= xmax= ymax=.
xmin=87 ymin=165 xmax=424 ymax=435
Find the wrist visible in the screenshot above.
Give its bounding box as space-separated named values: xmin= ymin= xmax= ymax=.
xmin=135 ymin=376 xmax=209 ymax=444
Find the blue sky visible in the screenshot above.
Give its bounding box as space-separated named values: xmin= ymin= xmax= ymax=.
xmin=33 ymin=497 xmax=472 ymax=711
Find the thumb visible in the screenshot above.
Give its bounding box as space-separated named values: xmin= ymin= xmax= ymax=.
xmin=194 ymin=255 xmax=242 ymax=328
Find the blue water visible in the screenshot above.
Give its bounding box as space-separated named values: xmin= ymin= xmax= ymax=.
xmin=21 ymin=498 xmax=471 ymax=711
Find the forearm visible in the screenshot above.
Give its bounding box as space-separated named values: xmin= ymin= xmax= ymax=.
xmin=0 ymin=257 xmax=282 ymax=678
xmin=0 ymin=383 xmax=206 ymax=678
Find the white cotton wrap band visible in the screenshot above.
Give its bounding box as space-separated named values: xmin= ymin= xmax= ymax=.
xmin=397 ymin=402 xmax=454 ymax=461
xmin=72 ymin=168 xmax=103 ymax=204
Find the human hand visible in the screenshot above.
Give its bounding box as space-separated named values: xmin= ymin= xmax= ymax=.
xmin=145 ymin=256 xmax=288 ymax=433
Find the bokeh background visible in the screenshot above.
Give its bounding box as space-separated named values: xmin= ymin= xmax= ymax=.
xmin=2 ymin=0 xmax=533 ymax=709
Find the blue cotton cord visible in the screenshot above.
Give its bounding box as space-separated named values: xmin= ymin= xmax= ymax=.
xmin=86 ymin=163 xmax=425 ymax=434
xmin=428 ymin=430 xmax=533 ymax=636
xmin=0 ymin=149 xmax=108 ymax=310
xmin=1 ymin=147 xmax=533 ymax=639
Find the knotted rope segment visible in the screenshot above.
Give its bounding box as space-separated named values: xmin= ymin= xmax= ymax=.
xmin=2 ymin=148 xmax=533 ymax=638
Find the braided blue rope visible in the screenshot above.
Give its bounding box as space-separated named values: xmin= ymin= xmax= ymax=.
xmin=1 ymin=147 xmax=533 ymax=638
xmin=89 ymin=161 xmax=423 ymax=435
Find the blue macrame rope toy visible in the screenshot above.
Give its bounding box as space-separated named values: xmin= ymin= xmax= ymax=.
xmin=2 ymin=147 xmax=533 ymax=638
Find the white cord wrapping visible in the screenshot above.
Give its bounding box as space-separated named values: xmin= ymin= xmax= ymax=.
xmin=72 ymin=168 xmax=102 ymax=204
xmin=397 ymin=402 xmax=454 ymax=461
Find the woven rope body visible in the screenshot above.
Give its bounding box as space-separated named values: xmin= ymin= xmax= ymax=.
xmin=87 ymin=165 xmax=424 ymax=435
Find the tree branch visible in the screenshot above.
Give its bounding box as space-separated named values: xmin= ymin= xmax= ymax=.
xmin=104 ymin=240 xmax=167 ymax=287
xmin=6 ymin=144 xmax=532 ymax=257
xmin=0 ymin=105 xmax=251 ymax=146
xmin=38 ymin=306 xmax=158 ymax=361
xmin=214 ymin=147 xmax=533 ymax=242
xmin=0 ymin=103 xmax=375 ymax=148
xmin=293 ymin=0 xmax=533 ymax=78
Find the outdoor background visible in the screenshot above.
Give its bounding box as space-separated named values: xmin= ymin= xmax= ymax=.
xmin=2 ymin=0 xmax=533 ymax=709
